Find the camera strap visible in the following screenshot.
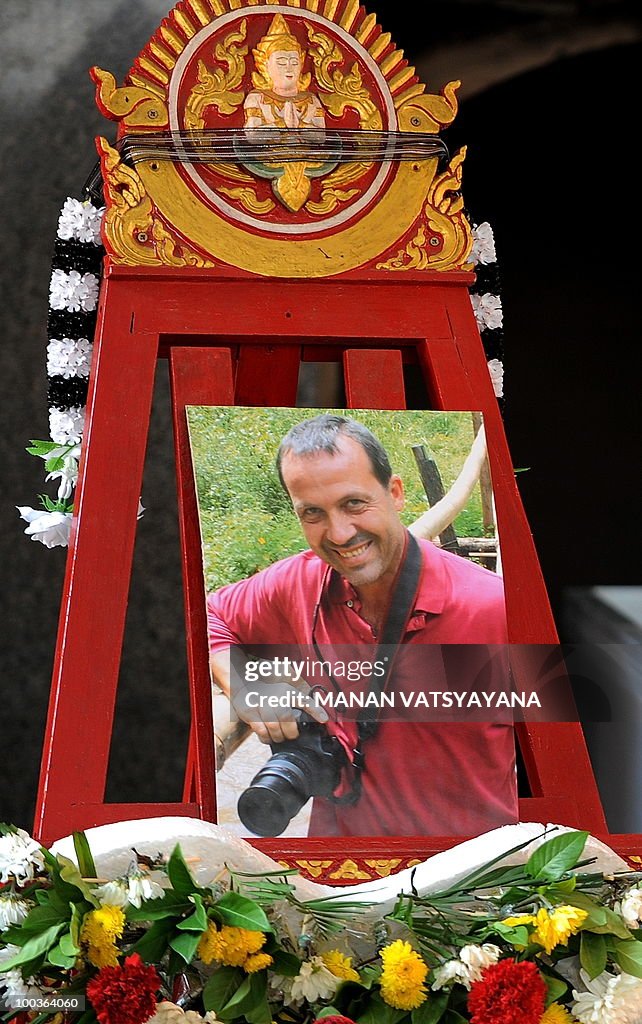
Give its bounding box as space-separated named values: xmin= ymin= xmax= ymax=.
xmin=327 ymin=530 xmax=423 ymax=805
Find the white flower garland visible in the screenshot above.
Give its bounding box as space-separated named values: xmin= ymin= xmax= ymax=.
xmin=19 ymin=206 xmax=504 ymax=548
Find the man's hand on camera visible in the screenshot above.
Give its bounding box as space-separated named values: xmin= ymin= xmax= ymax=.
xmin=210 ymin=649 xmax=328 ymax=745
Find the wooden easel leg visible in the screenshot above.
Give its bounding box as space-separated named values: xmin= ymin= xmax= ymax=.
xmin=169 ymin=347 xmax=235 ymax=820
xmin=34 ymin=297 xmax=159 ymax=844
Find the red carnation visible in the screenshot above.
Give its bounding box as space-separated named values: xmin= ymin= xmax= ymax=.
xmin=467 ymin=958 xmax=546 ymax=1024
xmin=86 ymin=952 xmax=161 ymax=1024
xmin=312 ymin=1018 xmax=357 ymax=1024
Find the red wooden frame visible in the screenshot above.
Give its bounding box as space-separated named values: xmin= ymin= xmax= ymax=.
xmin=34 ymin=261 xmax=624 ymax=867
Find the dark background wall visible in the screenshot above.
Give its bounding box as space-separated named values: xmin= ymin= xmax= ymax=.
xmin=1 ymin=1 xmax=640 ymax=830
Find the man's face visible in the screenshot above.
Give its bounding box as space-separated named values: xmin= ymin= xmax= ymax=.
xmin=280 ymin=435 xmax=406 ymax=591
xmin=266 ymin=49 xmax=302 ymax=96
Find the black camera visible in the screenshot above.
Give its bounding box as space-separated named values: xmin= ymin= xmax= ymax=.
xmin=237 ymin=715 xmax=347 ymax=837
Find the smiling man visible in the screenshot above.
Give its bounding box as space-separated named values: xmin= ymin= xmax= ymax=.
xmin=207 ymin=414 xmax=518 ymax=838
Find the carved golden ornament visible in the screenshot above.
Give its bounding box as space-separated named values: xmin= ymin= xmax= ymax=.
xmin=291 ymin=859 xmax=333 ymax=878
xmin=97 ymin=138 xmax=215 ymax=267
xmin=94 ymin=0 xmax=473 ymax=275
xmin=218 ymin=185 xmax=276 ymax=213
xmin=302 ymin=26 xmax=382 ymax=214
xmin=363 ymin=858 xmax=403 ymax=877
xmin=91 ymin=68 xmax=169 ymax=129
xmin=328 ymin=859 xmax=371 ymax=881
xmin=376 ymin=148 xmax=472 ymax=272
xmin=184 ymin=21 xmax=249 ymax=126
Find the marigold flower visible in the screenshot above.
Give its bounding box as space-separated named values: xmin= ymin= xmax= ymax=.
xmin=468 ymin=958 xmax=546 ymax=1024
xmin=197 ymin=923 xmax=267 ymax=968
xmin=532 ymin=906 xmax=588 ymax=956
xmin=321 ymin=950 xmax=360 ymax=982
xmin=379 ymin=939 xmax=428 ymax=1011
xmin=244 ymin=952 xmax=274 ymax=974
xmin=539 ymin=1005 xmax=575 ymax=1023
xmin=81 ymin=905 xmax=126 ymax=968
xmin=86 ymin=952 xmax=160 ymax=1024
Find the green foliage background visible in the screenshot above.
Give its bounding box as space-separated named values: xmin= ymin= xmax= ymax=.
xmin=187 ymin=407 xmax=484 ymax=591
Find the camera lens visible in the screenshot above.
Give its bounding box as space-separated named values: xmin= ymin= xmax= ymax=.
xmin=237 ymin=723 xmax=346 ymax=836
xmin=237 ymin=756 xmax=310 ymax=836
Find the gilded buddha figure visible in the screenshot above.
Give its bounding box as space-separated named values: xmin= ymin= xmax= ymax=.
xmin=244 ymin=14 xmax=325 ymax=131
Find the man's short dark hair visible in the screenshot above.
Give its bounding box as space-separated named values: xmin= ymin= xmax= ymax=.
xmin=276 ymin=414 xmax=392 ymax=492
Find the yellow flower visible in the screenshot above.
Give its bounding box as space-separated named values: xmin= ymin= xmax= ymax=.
xmin=539 ymin=1005 xmax=576 ymax=1023
xmin=321 ymin=950 xmax=360 ymax=982
xmin=81 ymin=905 xmax=126 ymax=968
xmin=197 ymin=923 xmax=268 ymax=968
xmin=502 ymin=914 xmax=537 ymax=928
xmin=532 ymin=906 xmax=588 ymax=955
xmin=244 ymin=952 xmax=274 ymax=974
xmin=380 ymin=939 xmax=428 ymax=1011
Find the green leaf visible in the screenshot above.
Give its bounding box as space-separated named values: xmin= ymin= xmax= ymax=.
xmin=580 ymin=932 xmax=608 ymax=980
xmin=56 ymin=855 xmax=99 ymax=905
xmin=270 ymin=948 xmax=302 ymax=976
xmin=60 ymin=929 xmax=80 ymax=956
xmin=46 ymin=937 xmax=77 ymax=969
xmin=221 ymin=971 xmax=268 ymax=1020
xmin=411 ymin=990 xmax=449 ymax=1024
xmin=443 ymin=1013 xmax=468 ymax=1024
xmin=14 ymin=903 xmax=69 ymax=934
xmin=126 ymin=890 xmax=192 ymax=921
xmin=202 ymin=966 xmax=245 ymax=1014
xmin=614 ymin=939 xmax=642 ymax=979
xmin=357 ymin=993 xmax=408 ymax=1024
xmin=169 ymin=929 xmax=203 ymax=964
xmin=167 ymin=844 xmax=198 ymax=894
xmin=586 ymin=908 xmax=633 ymax=940
xmin=525 ymin=831 xmax=589 ymax=881
xmin=72 ymin=832 xmax=97 ymax=879
xmin=177 ymin=894 xmax=208 ymax=932
xmin=489 ymin=922 xmax=530 ymax=949
xmin=130 ymin=917 xmax=176 ymax=963
xmin=543 ymin=974 xmax=568 ymax=1007
xmin=0 ymin=923 xmax=65 ymax=969
xmin=316 ymin=1010 xmax=342 ymax=1019
xmin=216 ymin=891 xmax=272 ymax=932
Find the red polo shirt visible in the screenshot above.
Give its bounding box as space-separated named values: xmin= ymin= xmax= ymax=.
xmin=207 ymin=537 xmax=517 ymax=837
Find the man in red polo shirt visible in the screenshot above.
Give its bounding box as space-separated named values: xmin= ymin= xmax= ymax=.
xmin=208 ymin=414 xmax=517 ymax=837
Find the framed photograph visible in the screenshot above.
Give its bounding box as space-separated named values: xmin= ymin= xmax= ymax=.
xmin=187 ymin=406 xmax=516 ymax=843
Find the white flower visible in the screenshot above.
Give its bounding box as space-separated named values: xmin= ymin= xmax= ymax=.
xmin=615 ymin=887 xmax=642 ymax=929
xmin=0 ymin=829 xmax=45 ymax=885
xmin=290 ymin=956 xmax=340 ymax=1003
xmin=471 ymin=292 xmax=503 ymax=331
xmin=471 ymin=222 xmax=497 ymax=265
xmin=92 ymin=879 xmax=129 ymax=907
xmin=432 ymin=943 xmax=501 ymax=991
xmin=0 ymin=944 xmax=21 ymax=967
xmin=431 ymin=958 xmax=470 ymax=990
xmin=49 ymin=405 xmax=85 ymax=444
xmin=487 ymin=358 xmax=504 ymax=398
xmin=17 ymin=507 xmax=72 ymax=548
xmin=125 ymin=869 xmax=165 ymax=909
xmin=147 ymin=1001 xmax=219 ymax=1024
xmin=49 ymin=269 xmax=99 ymax=313
xmin=46 ymin=454 xmax=80 ymax=501
xmin=57 ymin=198 xmax=104 ymax=245
xmin=47 ymin=337 xmax=93 ymax=379
xmin=572 ymin=968 xmax=642 ymax=1024
xmin=94 ymin=867 xmax=164 ymax=909
xmin=460 ymin=942 xmax=501 ymax=981
xmin=1 ymin=969 xmax=50 ymax=1003
xmin=0 ymin=893 xmax=31 ymax=928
